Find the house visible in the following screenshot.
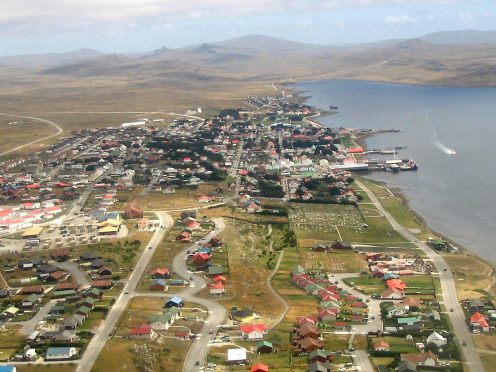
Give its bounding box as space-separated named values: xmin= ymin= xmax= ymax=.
xmin=373 ymin=341 xmax=390 ymax=352
xmin=76 ymin=306 xmax=91 ymax=317
xmin=192 ymin=253 xmax=211 ymax=268
xmin=227 ymin=348 xmax=248 ymax=365
xmin=397 ymin=317 xmax=421 ymax=326
xmin=124 ymin=205 xmax=143 ymax=219
xmin=210 ymin=282 xmax=225 ymax=295
xmin=381 ymin=288 xmax=404 ymax=299
xmin=150 ymin=279 xmax=168 ymax=292
xmin=308 ymin=361 xmax=331 ymax=372
xmin=308 ymin=349 xmax=333 ymax=364
xmin=149 ymin=267 xmax=170 ymax=278
xmin=176 ymin=230 xmax=192 ymax=242
xmin=426 ymin=331 xmax=447 ymax=348
xmin=149 ymin=310 xmax=180 ymax=331
xmin=97 ymin=266 xmax=113 ymax=276
xmin=256 ymin=341 xmax=273 ymax=354
xmin=79 ymin=252 xmax=100 ymax=261
xmin=0 ymin=288 xmax=10 ymax=298
xmin=331 ymin=240 xmax=352 ymax=250
xmin=53 ymin=330 xmax=77 ymax=343
xmin=165 ymin=296 xmax=184 ymax=308
xmin=91 ymin=280 xmax=113 ymax=289
xmin=50 ymin=249 xmax=70 ymax=261
xmin=129 ymin=325 xmax=155 ymax=340
xmin=90 ymin=258 xmax=106 ymax=269
xmin=402 ymin=297 xmax=422 ymax=310
xmin=467 ymin=298 xmax=485 ymax=312
xmin=240 ymin=324 xmax=268 ymax=340
xmin=212 ymin=275 xmax=227 ymax=284
xmin=387 ymin=304 xmax=409 ymax=318
xmin=64 ymin=314 xmax=85 ymax=330
xmin=297 ymin=337 xmax=324 ymax=353
xmin=319 ymin=309 xmax=337 ymax=323
xmin=397 ymin=360 xmax=417 ymax=372
xmin=400 ymin=351 xmax=438 ymax=367
xmin=298 ymin=323 xmax=321 ymax=339
xmin=21 ymin=294 xmax=42 ymax=309
xmin=470 ymin=312 xmax=489 ymax=332
xmin=20 ymin=285 xmax=44 ymax=295
xmin=45 ymin=347 xmax=78 ymax=361
xmin=47 ymin=271 xmax=67 ymax=282
xmin=250 ymin=363 xmax=269 ymax=372
xmin=2 ymin=306 xmax=20 ymax=318
xmin=55 ymin=282 xmax=78 ymax=291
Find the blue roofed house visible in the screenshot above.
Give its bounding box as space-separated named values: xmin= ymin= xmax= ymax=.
xmin=165 ymin=296 xmax=184 ymax=308
xmin=45 ymin=346 xmax=78 ymax=361
xmin=0 ymin=366 xmax=17 ymax=372
xmin=383 ymin=272 xmax=400 ymax=280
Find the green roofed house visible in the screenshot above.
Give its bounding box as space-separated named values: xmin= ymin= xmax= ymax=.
xmin=256 ymin=340 xmax=273 ymax=354
xmin=207 ymin=265 xmax=225 ymax=276
xmin=75 ymin=306 xmax=92 ymax=317
xmin=53 ymin=290 xmax=77 ymax=298
xmin=397 ymin=317 xmax=421 ymax=326
xmin=309 ymin=349 xmax=332 ymax=364
xmin=320 ymin=300 xmax=340 ymax=309
xmin=308 ymin=361 xmax=331 ymax=372
xmin=291 ymin=265 xmax=306 ymax=277
xmin=149 ymin=312 xmax=175 ymax=331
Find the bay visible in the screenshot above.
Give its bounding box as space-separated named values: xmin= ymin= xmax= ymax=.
xmin=295 ymin=80 xmax=496 ymax=263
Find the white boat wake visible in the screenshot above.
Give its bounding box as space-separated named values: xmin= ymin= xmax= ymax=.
xmin=425 ymin=111 xmax=456 ymax=155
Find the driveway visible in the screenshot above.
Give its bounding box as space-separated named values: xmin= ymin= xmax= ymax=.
xmin=52 ymin=260 xmax=90 ymax=286
xmin=12 ymin=299 xmax=57 ymax=336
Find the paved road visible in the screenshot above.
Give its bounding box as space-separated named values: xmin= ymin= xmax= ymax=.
xmin=52 ymin=260 xmax=90 ymax=287
xmin=76 ymin=211 xmax=173 ymax=372
xmin=352 ymin=350 xmax=375 ymax=372
xmin=170 ymin=218 xmax=227 ymax=372
xmin=12 ymin=299 xmax=58 ymax=336
xmin=0 ymin=113 xmax=63 ymax=156
xmin=330 ymin=273 xmax=383 ymax=334
xmin=356 ymin=180 xmax=484 ymax=372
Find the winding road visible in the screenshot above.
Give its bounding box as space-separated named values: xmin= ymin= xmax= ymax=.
xmin=356 ymin=180 xmax=484 ymax=372
xmin=0 ymin=113 xmax=63 ymax=157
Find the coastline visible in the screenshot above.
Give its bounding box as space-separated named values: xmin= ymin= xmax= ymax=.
xmin=290 ymin=83 xmax=496 ymax=273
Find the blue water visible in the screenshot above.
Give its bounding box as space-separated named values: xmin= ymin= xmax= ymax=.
xmin=295 ymin=80 xmax=496 ymax=263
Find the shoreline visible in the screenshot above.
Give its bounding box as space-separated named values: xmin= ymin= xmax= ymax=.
xmin=290 ymin=83 xmax=496 ymax=272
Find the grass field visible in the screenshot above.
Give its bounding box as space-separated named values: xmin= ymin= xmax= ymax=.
xmin=442 ymin=253 xmax=496 ymax=300
xmin=216 ymin=220 xmax=285 ymax=326
xmin=298 ymin=250 xmax=367 ymax=273
xmin=16 ymin=366 xmax=76 ymax=372
xmin=0 ymin=326 xmax=24 ymax=361
xmin=0 ymin=117 xmax=57 ymax=156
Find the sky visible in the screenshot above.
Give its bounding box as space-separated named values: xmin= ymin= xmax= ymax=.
xmin=0 ymin=0 xmax=495 ymax=56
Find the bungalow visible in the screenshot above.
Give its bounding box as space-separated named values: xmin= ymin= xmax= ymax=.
xmin=53 ymin=330 xmax=77 ymax=343
xmin=55 ymin=282 xmax=78 ymax=291
xmin=149 ymin=312 xmax=175 ymax=331
xmin=149 ymin=267 xmax=170 ymax=278
xmin=2 ymin=306 xmax=20 ymax=318
xmin=298 ymin=323 xmax=321 ymax=339
xmin=165 ymin=296 xmax=184 ymax=308
xmin=308 ymin=349 xmax=333 ymax=364
xmin=20 ymin=285 xmax=44 ymax=295
xmin=79 ymin=252 xmax=100 ymax=262
xmin=124 ymin=205 xmax=143 ymax=219
xmin=386 ymin=304 xmax=409 ymax=318
xmin=331 ymin=241 xmax=352 ymax=250
xmin=373 ymin=341 xmax=390 ymax=352
xmin=176 ymin=230 xmax=192 ymax=242
xmin=64 ymin=314 xmax=85 ymax=330
xmin=129 ymin=325 xmax=155 ymax=340
xmin=45 ymin=347 xmax=78 ymax=361
xmin=150 ymin=279 xmax=168 ymax=292
xmin=308 ymin=361 xmax=331 ymax=372
xmin=397 ymin=317 xmax=421 ymax=326
xmin=21 ymin=294 xmax=42 ymax=309
xmin=97 ymin=266 xmax=113 ymax=276
xmin=185 ymin=220 xmax=201 ymax=230
xmin=251 ymin=363 xmax=269 ymax=372
xmin=47 ymin=271 xmax=67 ymax=282
xmin=298 ymin=337 xmax=324 ymax=353
xmin=210 ymin=282 xmax=225 ymax=295
xmin=76 ymin=306 xmax=92 ymax=317
xmin=381 ymin=288 xmax=404 ymax=300
xmin=90 ymin=258 xmax=106 ymax=269
xmin=37 ymin=264 xmax=58 ymax=274
xmin=240 ymin=323 xmax=268 ymax=340
xmin=91 ymin=280 xmax=113 ymax=289
xmin=256 ymin=341 xmax=273 ymax=354
xmin=212 ymin=275 xmax=227 ymax=285
xmin=470 ymin=312 xmax=490 ymax=332
xmin=50 ymin=249 xmax=70 ymax=261
xmin=400 ymin=351 xmax=438 ymax=367
xmin=318 ymin=309 xmax=337 ymax=323
xmin=227 ymin=348 xmax=248 ymax=365
xmin=426 ymin=331 xmax=447 ymax=348
xmin=49 ymin=304 xmax=65 ymax=316
xmin=192 ymin=253 xmax=211 ymax=268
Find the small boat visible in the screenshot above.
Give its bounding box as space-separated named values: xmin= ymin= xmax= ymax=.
xmin=446 ymin=149 xmax=456 ymax=155
xmin=329 ymin=105 xmax=338 ymax=110
xmin=400 ymin=161 xmax=418 ymax=171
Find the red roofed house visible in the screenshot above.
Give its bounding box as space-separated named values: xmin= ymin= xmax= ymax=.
xmin=198 ymin=195 xmax=212 ymax=203
xmin=192 ymin=253 xmax=211 ymax=269
xmin=240 ymin=324 xmax=268 ymax=340
xmin=149 ymin=267 xmax=170 ymax=279
xmin=213 ymin=275 xmax=226 ymax=285
xmin=251 ymin=363 xmax=269 ymax=372
xmin=91 ymin=280 xmax=113 ymax=289
xmin=185 ymin=220 xmax=201 ymax=230
xmin=374 ymin=341 xmax=390 ymax=352
xmin=124 ymin=205 xmax=143 ymax=219
xmin=386 ymin=279 xmax=406 ymax=291
xmin=471 ymin=312 xmax=490 ymax=332
xmin=129 ymin=324 xmax=156 ymax=340
xmin=20 ymin=285 xmax=44 ymax=295
xmin=210 ymin=282 xmax=225 ymax=295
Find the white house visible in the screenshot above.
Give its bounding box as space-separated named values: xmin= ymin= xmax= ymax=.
xmin=426 ymin=331 xmax=447 ymax=348
xmin=227 ymin=348 xmax=247 ymax=364
xmin=240 ymin=324 xmax=268 ymax=340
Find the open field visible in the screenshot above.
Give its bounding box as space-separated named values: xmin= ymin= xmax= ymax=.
xmin=16 ymin=366 xmax=76 ymax=372
xmin=0 ymin=117 xmax=57 ymax=155
xmin=216 ymin=220 xmax=285 ymax=326
xmin=443 ymin=253 xmax=496 ymax=300
xmin=299 ymin=250 xmax=367 ymax=273
xmin=0 ymin=326 xmax=25 ymax=361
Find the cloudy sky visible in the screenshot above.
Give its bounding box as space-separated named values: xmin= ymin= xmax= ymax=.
xmin=0 ymin=0 xmax=495 ymax=56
